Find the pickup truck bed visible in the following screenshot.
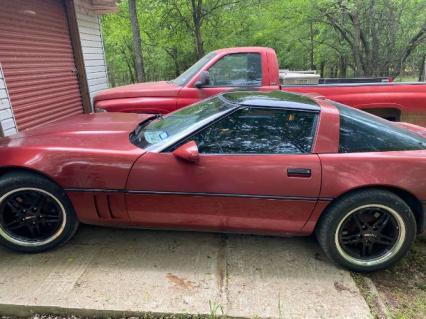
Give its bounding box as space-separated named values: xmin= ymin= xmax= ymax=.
xmin=284 ymin=82 xmax=426 ymax=126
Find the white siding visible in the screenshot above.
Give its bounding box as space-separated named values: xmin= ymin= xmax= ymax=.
xmin=74 ymin=0 xmax=109 ymax=110
xmin=0 ymin=65 xmax=17 ymax=136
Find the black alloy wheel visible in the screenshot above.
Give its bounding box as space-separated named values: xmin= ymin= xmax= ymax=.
xmin=0 ymin=171 xmax=79 ymax=252
xmin=316 ymin=189 xmax=417 ymax=272
xmin=0 ymin=188 xmax=65 ymax=245
xmin=336 ymin=205 xmax=403 ymax=262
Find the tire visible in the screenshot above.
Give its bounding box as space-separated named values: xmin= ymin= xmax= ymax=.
xmin=0 ymin=171 xmax=79 ymax=253
xmin=316 ymin=189 xmax=417 ymax=272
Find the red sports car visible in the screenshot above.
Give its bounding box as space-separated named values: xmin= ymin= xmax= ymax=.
xmin=0 ymin=91 xmax=425 ymax=272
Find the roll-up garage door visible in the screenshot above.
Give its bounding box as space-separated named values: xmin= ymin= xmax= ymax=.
xmin=0 ymin=0 xmax=84 ymax=131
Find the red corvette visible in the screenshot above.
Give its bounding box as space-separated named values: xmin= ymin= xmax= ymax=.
xmin=0 ymin=91 xmax=425 ymax=272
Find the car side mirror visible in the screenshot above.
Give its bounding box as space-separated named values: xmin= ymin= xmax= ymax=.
xmin=173 ymin=141 xmax=199 ymax=163
xmin=195 ymin=71 xmax=210 ymax=88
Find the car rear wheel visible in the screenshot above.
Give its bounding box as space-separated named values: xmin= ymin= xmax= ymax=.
xmin=316 ymin=189 xmax=417 ymax=272
xmin=0 ymin=171 xmax=79 ymax=253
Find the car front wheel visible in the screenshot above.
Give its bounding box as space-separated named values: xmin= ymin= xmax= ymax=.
xmin=0 ymin=171 xmax=79 ymax=253
xmin=316 ymin=189 xmax=417 ymax=272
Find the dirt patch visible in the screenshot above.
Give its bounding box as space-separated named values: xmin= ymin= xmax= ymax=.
xmin=356 ymin=235 xmax=426 ymax=319
xmin=166 ymin=273 xmax=197 ymax=290
xmin=334 ymin=281 xmax=358 ymax=295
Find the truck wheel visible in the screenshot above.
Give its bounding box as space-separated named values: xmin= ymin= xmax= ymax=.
xmin=0 ymin=171 xmax=79 ymax=253
xmin=316 ymin=189 xmax=416 ymax=272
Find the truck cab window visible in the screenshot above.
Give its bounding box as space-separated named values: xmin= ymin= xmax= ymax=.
xmin=207 ymin=53 xmax=262 ymax=87
xmin=173 ymin=52 xmax=216 ymax=86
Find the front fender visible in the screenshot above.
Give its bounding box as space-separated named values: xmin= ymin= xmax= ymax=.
xmin=0 ymin=143 xmax=141 ymax=190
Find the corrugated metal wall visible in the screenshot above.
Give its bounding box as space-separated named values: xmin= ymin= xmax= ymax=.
xmin=0 ymin=0 xmax=84 ymax=131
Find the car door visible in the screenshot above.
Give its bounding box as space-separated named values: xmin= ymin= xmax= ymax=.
xmin=126 ymin=107 xmax=321 ymax=234
xmin=177 ymin=52 xmax=276 ymax=108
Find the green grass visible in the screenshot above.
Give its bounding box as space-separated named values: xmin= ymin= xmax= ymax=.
xmin=353 ymin=236 xmax=426 ymax=319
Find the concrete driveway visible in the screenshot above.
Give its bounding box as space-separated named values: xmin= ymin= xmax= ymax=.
xmin=0 ymin=225 xmax=371 ymax=319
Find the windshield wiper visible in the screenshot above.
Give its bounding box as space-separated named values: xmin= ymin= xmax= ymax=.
xmin=129 ymin=114 xmax=165 ymax=146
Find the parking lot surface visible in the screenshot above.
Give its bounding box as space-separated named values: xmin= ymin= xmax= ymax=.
xmin=0 ymin=225 xmax=371 ymax=318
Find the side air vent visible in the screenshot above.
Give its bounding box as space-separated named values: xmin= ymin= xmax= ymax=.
xmin=93 ymin=193 xmax=128 ymax=219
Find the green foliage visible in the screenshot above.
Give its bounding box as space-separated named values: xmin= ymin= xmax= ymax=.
xmin=101 ymin=0 xmax=426 ymax=86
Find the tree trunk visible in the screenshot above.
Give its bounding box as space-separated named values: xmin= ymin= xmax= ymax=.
xmin=120 ymin=46 xmax=135 ymax=84
xmin=191 ymin=0 xmax=204 ymax=59
xmin=109 ymin=68 xmax=116 ymax=87
xmin=419 ymin=54 xmax=426 ymax=82
xmin=128 ymin=0 xmax=144 ymax=82
xmin=165 ymin=47 xmax=180 ymax=77
xmin=370 ymin=2 xmax=380 ymax=76
xmin=350 ymin=14 xmax=365 ymax=76
xmin=338 ymin=56 xmax=347 ymax=78
xmin=126 ymin=56 xmax=136 ymax=84
xmin=309 ymin=22 xmax=315 ymax=70
xmin=172 ymin=50 xmax=180 ymax=77
xmin=194 ymin=23 xmax=204 ymax=59
xmin=319 ymin=61 xmax=325 ymax=78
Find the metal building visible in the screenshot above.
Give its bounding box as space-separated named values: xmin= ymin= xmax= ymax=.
xmin=0 ymin=0 xmax=115 ymax=136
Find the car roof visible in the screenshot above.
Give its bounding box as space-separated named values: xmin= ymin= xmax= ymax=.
xmin=220 ymin=91 xmax=321 ymax=112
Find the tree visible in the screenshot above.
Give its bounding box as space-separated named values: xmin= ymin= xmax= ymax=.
xmin=166 ymin=0 xmax=242 ymax=59
xmin=101 ymin=0 xmax=426 ymax=85
xmin=128 ymin=0 xmax=145 ymax=82
xmin=316 ymin=0 xmax=426 ymax=77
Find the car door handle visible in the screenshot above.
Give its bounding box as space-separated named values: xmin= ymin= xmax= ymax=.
xmin=287 ymin=168 xmax=312 ymax=177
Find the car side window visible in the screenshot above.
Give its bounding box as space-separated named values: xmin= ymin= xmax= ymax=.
xmin=188 ymin=107 xmax=317 ymax=154
xmin=333 ymin=102 xmax=426 ymax=153
xmin=207 ymin=53 xmax=262 ymax=87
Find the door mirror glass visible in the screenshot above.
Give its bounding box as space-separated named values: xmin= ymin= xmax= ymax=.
xmin=195 ymin=71 xmax=210 ymax=88
xmin=173 ymin=141 xmax=200 ymax=163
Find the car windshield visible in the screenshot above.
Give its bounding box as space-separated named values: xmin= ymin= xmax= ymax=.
xmin=130 ymin=96 xmax=236 ymax=149
xmin=172 ymin=52 xmax=216 ymax=86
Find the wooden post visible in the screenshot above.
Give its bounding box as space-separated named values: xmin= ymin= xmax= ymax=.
xmin=64 ymin=0 xmax=92 ymax=113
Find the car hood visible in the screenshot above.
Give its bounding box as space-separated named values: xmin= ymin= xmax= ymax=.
xmin=0 ymin=112 xmax=151 ymax=152
xmin=94 ymin=81 xmax=181 ymax=102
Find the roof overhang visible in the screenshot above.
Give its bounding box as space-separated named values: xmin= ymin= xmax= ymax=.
xmin=90 ymin=0 xmax=118 ymax=14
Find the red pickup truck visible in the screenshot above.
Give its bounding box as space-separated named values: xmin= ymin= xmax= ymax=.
xmin=94 ymin=47 xmax=426 ymax=126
